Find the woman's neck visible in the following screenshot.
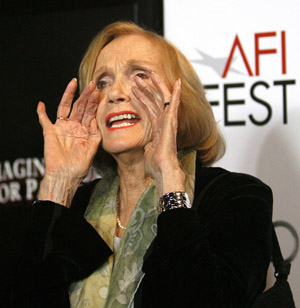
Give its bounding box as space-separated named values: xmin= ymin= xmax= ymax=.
xmin=113 ymin=150 xmax=151 ymax=236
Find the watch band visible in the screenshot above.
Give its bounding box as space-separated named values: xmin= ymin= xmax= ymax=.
xmin=157 ymin=191 xmax=191 ymax=214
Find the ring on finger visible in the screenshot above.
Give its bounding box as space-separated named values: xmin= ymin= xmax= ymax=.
xmin=57 ymin=116 xmax=69 ymax=121
xmin=163 ymin=102 xmax=170 ymax=109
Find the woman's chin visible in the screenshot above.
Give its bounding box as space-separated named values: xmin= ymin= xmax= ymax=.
xmin=103 ymin=141 xmax=145 ymax=157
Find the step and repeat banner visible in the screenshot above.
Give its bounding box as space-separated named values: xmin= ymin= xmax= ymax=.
xmin=164 ymin=0 xmax=299 ymax=302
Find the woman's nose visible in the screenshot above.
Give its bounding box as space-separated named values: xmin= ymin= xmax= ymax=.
xmin=107 ymin=78 xmax=130 ymax=104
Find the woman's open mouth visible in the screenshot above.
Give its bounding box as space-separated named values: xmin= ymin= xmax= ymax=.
xmin=105 ymin=111 xmax=141 ymax=130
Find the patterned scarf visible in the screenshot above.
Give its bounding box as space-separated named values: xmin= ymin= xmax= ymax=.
xmin=69 ymin=149 xmax=196 ymax=308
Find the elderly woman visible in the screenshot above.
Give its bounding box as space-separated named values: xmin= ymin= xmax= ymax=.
xmin=2 ymin=22 xmax=272 ymax=308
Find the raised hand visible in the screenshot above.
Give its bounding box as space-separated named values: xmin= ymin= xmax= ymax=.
xmin=132 ymin=73 xmax=185 ymax=196
xmin=37 ymin=78 xmax=101 ymax=206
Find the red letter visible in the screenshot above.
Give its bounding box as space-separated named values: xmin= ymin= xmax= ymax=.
xmin=255 ymin=32 xmax=277 ymax=76
xmin=281 ymin=31 xmax=286 ymax=74
xmin=222 ymin=35 xmax=253 ymax=78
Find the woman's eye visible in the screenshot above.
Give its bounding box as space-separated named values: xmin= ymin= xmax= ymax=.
xmin=96 ymin=78 xmax=110 ymax=90
xmin=136 ymin=72 xmax=148 ymax=80
xmin=97 ymin=81 xmax=107 ymax=89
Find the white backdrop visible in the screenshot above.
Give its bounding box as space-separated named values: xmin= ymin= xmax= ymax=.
xmin=164 ymin=0 xmax=300 ymax=303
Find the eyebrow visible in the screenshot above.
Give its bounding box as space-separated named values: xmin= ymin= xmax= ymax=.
xmin=94 ymin=60 xmax=154 ymax=77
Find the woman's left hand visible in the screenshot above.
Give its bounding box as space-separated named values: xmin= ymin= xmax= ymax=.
xmin=132 ymin=72 xmax=185 ymax=196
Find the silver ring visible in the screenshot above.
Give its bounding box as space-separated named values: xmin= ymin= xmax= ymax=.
xmin=164 ymin=102 xmax=170 ymax=108
xmin=57 ymin=117 xmax=68 ymax=121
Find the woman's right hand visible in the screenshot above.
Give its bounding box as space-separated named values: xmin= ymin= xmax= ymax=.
xmin=37 ymin=78 xmax=101 ymax=207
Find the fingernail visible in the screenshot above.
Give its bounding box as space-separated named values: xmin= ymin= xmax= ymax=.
xmin=89 ymin=80 xmax=95 ymax=85
xmin=150 ymin=72 xmax=157 ymax=79
xmin=178 ymin=78 xmax=181 ymax=86
xmin=73 ymin=77 xmax=77 ymax=82
xmin=135 ymin=76 xmax=145 ymax=83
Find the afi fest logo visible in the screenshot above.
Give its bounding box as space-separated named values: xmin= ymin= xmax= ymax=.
xmin=193 ymin=31 xmax=296 ymax=126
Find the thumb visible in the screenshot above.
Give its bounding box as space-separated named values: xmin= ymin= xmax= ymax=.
xmin=37 ymin=101 xmax=52 ymax=129
xmin=89 ymin=118 xmax=102 ymax=145
xmin=90 ymin=117 xmax=100 ymax=135
xmin=144 ymin=141 xmax=153 ymax=153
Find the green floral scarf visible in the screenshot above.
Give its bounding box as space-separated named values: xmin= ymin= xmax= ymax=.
xmin=69 ymin=149 xmax=196 ymax=308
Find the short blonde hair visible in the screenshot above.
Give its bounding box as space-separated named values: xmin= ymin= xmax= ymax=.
xmin=79 ymin=21 xmax=225 ymax=168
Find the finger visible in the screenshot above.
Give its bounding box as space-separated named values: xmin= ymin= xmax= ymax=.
xmin=159 ymin=79 xmax=181 ymax=143
xmin=150 ymin=72 xmax=172 ymax=104
xmin=56 ymin=78 xmax=78 ymax=120
xmin=37 ymin=101 xmax=52 ymax=129
xmin=132 ymin=86 xmax=159 ymax=122
xmin=68 ymin=81 xmax=96 ymax=122
xmin=81 ymin=89 xmax=100 ymax=127
xmin=168 ymin=79 xmax=181 ymax=117
xmin=134 ymin=76 xmax=162 ymax=110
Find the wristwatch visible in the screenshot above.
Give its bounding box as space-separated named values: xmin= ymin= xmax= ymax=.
xmin=157 ymin=191 xmax=191 ymax=214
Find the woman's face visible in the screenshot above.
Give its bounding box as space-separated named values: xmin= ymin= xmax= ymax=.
xmin=93 ymin=34 xmax=168 ymax=156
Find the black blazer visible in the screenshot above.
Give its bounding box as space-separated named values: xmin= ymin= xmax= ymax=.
xmin=0 ymin=164 xmax=273 ymax=308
